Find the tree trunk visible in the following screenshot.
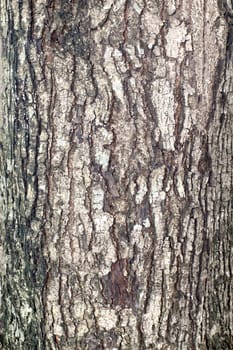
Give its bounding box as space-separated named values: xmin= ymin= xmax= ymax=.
xmin=0 ymin=0 xmax=232 ymax=349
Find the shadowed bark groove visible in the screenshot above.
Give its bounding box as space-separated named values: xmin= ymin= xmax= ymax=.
xmin=0 ymin=0 xmax=232 ymax=349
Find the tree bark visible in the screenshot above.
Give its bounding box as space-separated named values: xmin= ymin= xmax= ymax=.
xmin=0 ymin=0 xmax=232 ymax=349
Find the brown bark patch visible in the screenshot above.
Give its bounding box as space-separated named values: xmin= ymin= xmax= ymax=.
xmin=101 ymin=258 xmax=139 ymax=309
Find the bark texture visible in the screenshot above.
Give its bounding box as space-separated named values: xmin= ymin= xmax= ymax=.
xmin=0 ymin=0 xmax=232 ymax=349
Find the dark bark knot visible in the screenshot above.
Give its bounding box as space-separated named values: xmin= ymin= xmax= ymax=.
xmin=49 ymin=25 xmax=89 ymax=58
xmin=46 ymin=0 xmax=90 ymax=58
xmin=101 ymin=258 xmax=139 ymax=309
xmin=198 ymin=151 xmax=212 ymax=174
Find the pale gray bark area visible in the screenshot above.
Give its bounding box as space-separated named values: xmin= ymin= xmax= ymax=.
xmin=0 ymin=0 xmax=232 ymax=349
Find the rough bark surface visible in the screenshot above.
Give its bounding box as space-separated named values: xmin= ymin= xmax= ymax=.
xmin=0 ymin=0 xmax=232 ymax=349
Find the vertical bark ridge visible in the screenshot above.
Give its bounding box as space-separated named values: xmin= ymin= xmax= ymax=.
xmin=0 ymin=0 xmax=47 ymax=348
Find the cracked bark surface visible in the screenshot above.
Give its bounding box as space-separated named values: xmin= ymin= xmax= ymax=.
xmin=0 ymin=0 xmax=232 ymax=349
